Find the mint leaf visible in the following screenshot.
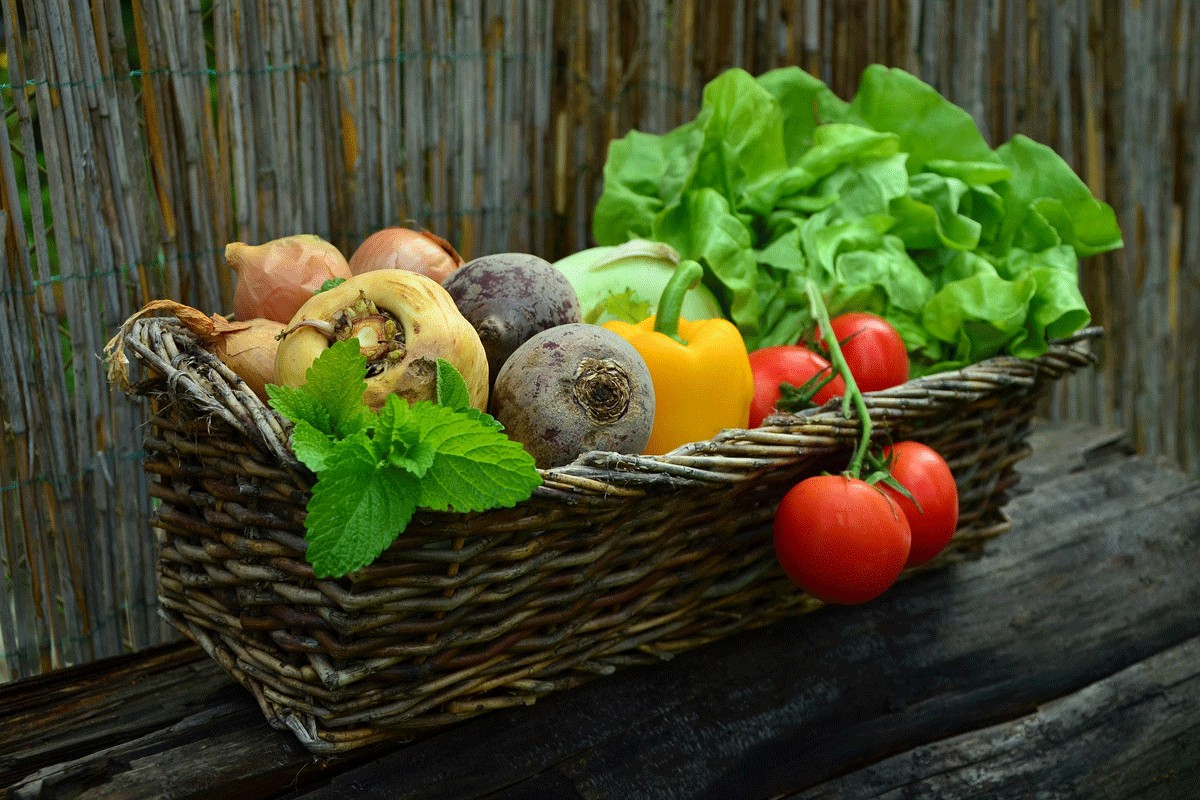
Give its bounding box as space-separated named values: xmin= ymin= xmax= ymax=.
xmin=295 ymin=339 xmax=374 ymax=437
xmin=372 ymin=394 xmax=413 ymax=456
xmin=306 ymin=339 xmax=374 ymax=437
xmin=374 ymin=395 xmax=437 ymax=478
xmin=303 ymin=432 xmax=419 ymax=578
xmin=402 ymin=402 xmax=541 ymax=512
xmin=430 ymin=366 xmax=503 ymax=431
xmin=435 ymin=358 xmax=471 ymax=411
xmin=388 ymin=442 xmax=437 ymax=476
xmin=267 ymin=383 xmax=332 ymax=434
xmin=316 ymin=277 xmax=346 ymax=294
xmin=466 ymin=409 xmax=504 ymax=432
xmin=290 ymin=419 xmax=339 ymax=472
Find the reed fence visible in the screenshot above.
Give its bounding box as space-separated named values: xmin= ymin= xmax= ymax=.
xmin=0 ymin=0 xmax=1196 ymax=681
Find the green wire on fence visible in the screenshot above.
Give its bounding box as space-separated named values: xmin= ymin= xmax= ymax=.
xmin=0 ymin=597 xmax=164 ymax=670
xmin=0 ymin=209 xmax=564 ymax=300
xmin=0 ymin=49 xmax=554 ymax=94
xmin=0 ymin=450 xmax=148 ymax=495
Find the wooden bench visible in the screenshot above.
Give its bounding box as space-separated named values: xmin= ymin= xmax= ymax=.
xmin=3 ymin=421 xmax=1198 ymax=799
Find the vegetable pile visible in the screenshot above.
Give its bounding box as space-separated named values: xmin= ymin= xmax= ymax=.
xmin=592 ymin=64 xmax=1123 ymax=372
xmin=111 ymin=65 xmax=1120 ymax=605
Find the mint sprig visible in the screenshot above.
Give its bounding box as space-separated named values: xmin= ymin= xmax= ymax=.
xmin=268 ymin=340 xmax=373 ymax=437
xmin=267 ymin=346 xmax=541 ymax=578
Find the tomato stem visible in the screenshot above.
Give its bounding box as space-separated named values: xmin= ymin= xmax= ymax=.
xmin=804 ymin=281 xmax=872 ymax=478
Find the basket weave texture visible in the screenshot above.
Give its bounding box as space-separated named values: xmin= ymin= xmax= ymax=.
xmin=119 ymin=316 xmax=1099 ymax=753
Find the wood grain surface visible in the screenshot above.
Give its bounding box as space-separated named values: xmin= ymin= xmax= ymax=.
xmin=2 ymin=421 xmax=1197 ymax=799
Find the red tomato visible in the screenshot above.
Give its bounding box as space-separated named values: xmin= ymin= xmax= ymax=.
xmin=817 ymin=312 xmax=909 ymax=393
xmin=880 ymin=441 xmax=959 ymax=567
xmin=773 ymin=475 xmax=912 ymax=604
xmin=748 ymin=345 xmax=846 ymax=427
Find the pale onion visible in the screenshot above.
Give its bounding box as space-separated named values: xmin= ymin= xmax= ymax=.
xmin=211 ymin=318 xmax=284 ymax=401
xmin=275 ymin=271 xmax=489 ymax=411
xmin=348 ymin=227 xmax=464 ymax=284
xmin=229 ymin=234 xmax=352 ymax=324
xmin=103 ymin=300 xmax=282 ymax=402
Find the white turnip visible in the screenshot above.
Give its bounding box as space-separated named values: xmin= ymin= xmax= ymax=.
xmin=275 ymin=271 xmax=489 ymax=411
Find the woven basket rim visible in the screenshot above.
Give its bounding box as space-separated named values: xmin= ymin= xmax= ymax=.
xmin=118 ymin=317 xmax=1100 ymax=499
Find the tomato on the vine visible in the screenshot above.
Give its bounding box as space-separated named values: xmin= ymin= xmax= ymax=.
xmin=773 ymin=475 xmax=911 ymax=604
xmin=815 ymin=312 xmax=909 ymax=393
xmin=748 ymin=345 xmax=846 ymax=427
xmin=880 ymin=441 xmax=959 ymax=567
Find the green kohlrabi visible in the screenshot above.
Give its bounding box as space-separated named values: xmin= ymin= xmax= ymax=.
xmin=552 ymin=239 xmax=725 ymax=325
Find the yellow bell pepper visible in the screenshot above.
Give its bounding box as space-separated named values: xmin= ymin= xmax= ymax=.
xmin=603 ymin=260 xmax=753 ymax=455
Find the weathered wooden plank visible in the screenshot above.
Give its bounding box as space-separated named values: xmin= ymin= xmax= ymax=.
xmin=5 ymin=698 xmax=343 ymax=800
xmin=0 ymin=643 xmax=224 ymax=788
xmin=3 ymin=424 xmax=1182 ymax=799
xmin=796 ymin=634 xmax=1200 ymax=800
xmin=0 ymin=638 xmax=396 ymax=800
xmin=1005 ymin=419 xmax=1131 ymax=486
xmin=306 ymin=452 xmax=1198 ymax=800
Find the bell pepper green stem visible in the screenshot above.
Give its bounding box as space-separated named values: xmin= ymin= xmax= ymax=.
xmin=804 ymin=281 xmax=871 ymax=478
xmin=654 ymin=260 xmax=704 ymax=345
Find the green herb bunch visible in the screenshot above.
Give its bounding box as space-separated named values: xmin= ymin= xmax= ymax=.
xmin=267 ymin=340 xmax=541 ymax=578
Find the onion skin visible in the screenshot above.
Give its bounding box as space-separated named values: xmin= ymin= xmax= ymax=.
xmin=348 ymin=228 xmax=464 ymax=284
xmin=275 ymin=271 xmax=489 ymax=411
xmin=229 ymin=234 xmax=352 ymax=324
xmin=103 ymin=300 xmax=283 ymax=403
xmin=213 ymin=318 xmax=284 ymax=401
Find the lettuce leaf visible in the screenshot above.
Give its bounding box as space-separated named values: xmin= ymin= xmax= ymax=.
xmin=591 ymin=64 xmax=1122 ymax=367
xmin=994 ymin=135 xmax=1124 ymax=258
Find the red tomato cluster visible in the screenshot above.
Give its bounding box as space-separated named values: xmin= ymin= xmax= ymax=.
xmin=820 ymin=312 xmax=910 ymax=393
xmin=758 ymin=309 xmax=958 ymax=604
xmin=748 ymin=312 xmax=910 ymax=427
xmin=772 ymin=441 xmax=960 ymax=604
xmin=747 ymin=346 xmax=845 ymax=427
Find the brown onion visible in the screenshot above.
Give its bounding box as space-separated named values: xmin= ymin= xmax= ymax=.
xmin=212 ymin=318 xmax=285 ymax=401
xmin=104 ymin=300 xmax=283 ymax=402
xmin=348 ymin=227 xmax=464 ymax=284
xmin=229 ymin=234 xmax=352 ymax=324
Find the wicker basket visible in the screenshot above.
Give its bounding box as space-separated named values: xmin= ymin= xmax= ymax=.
xmin=115 ymin=316 xmax=1099 ymax=753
